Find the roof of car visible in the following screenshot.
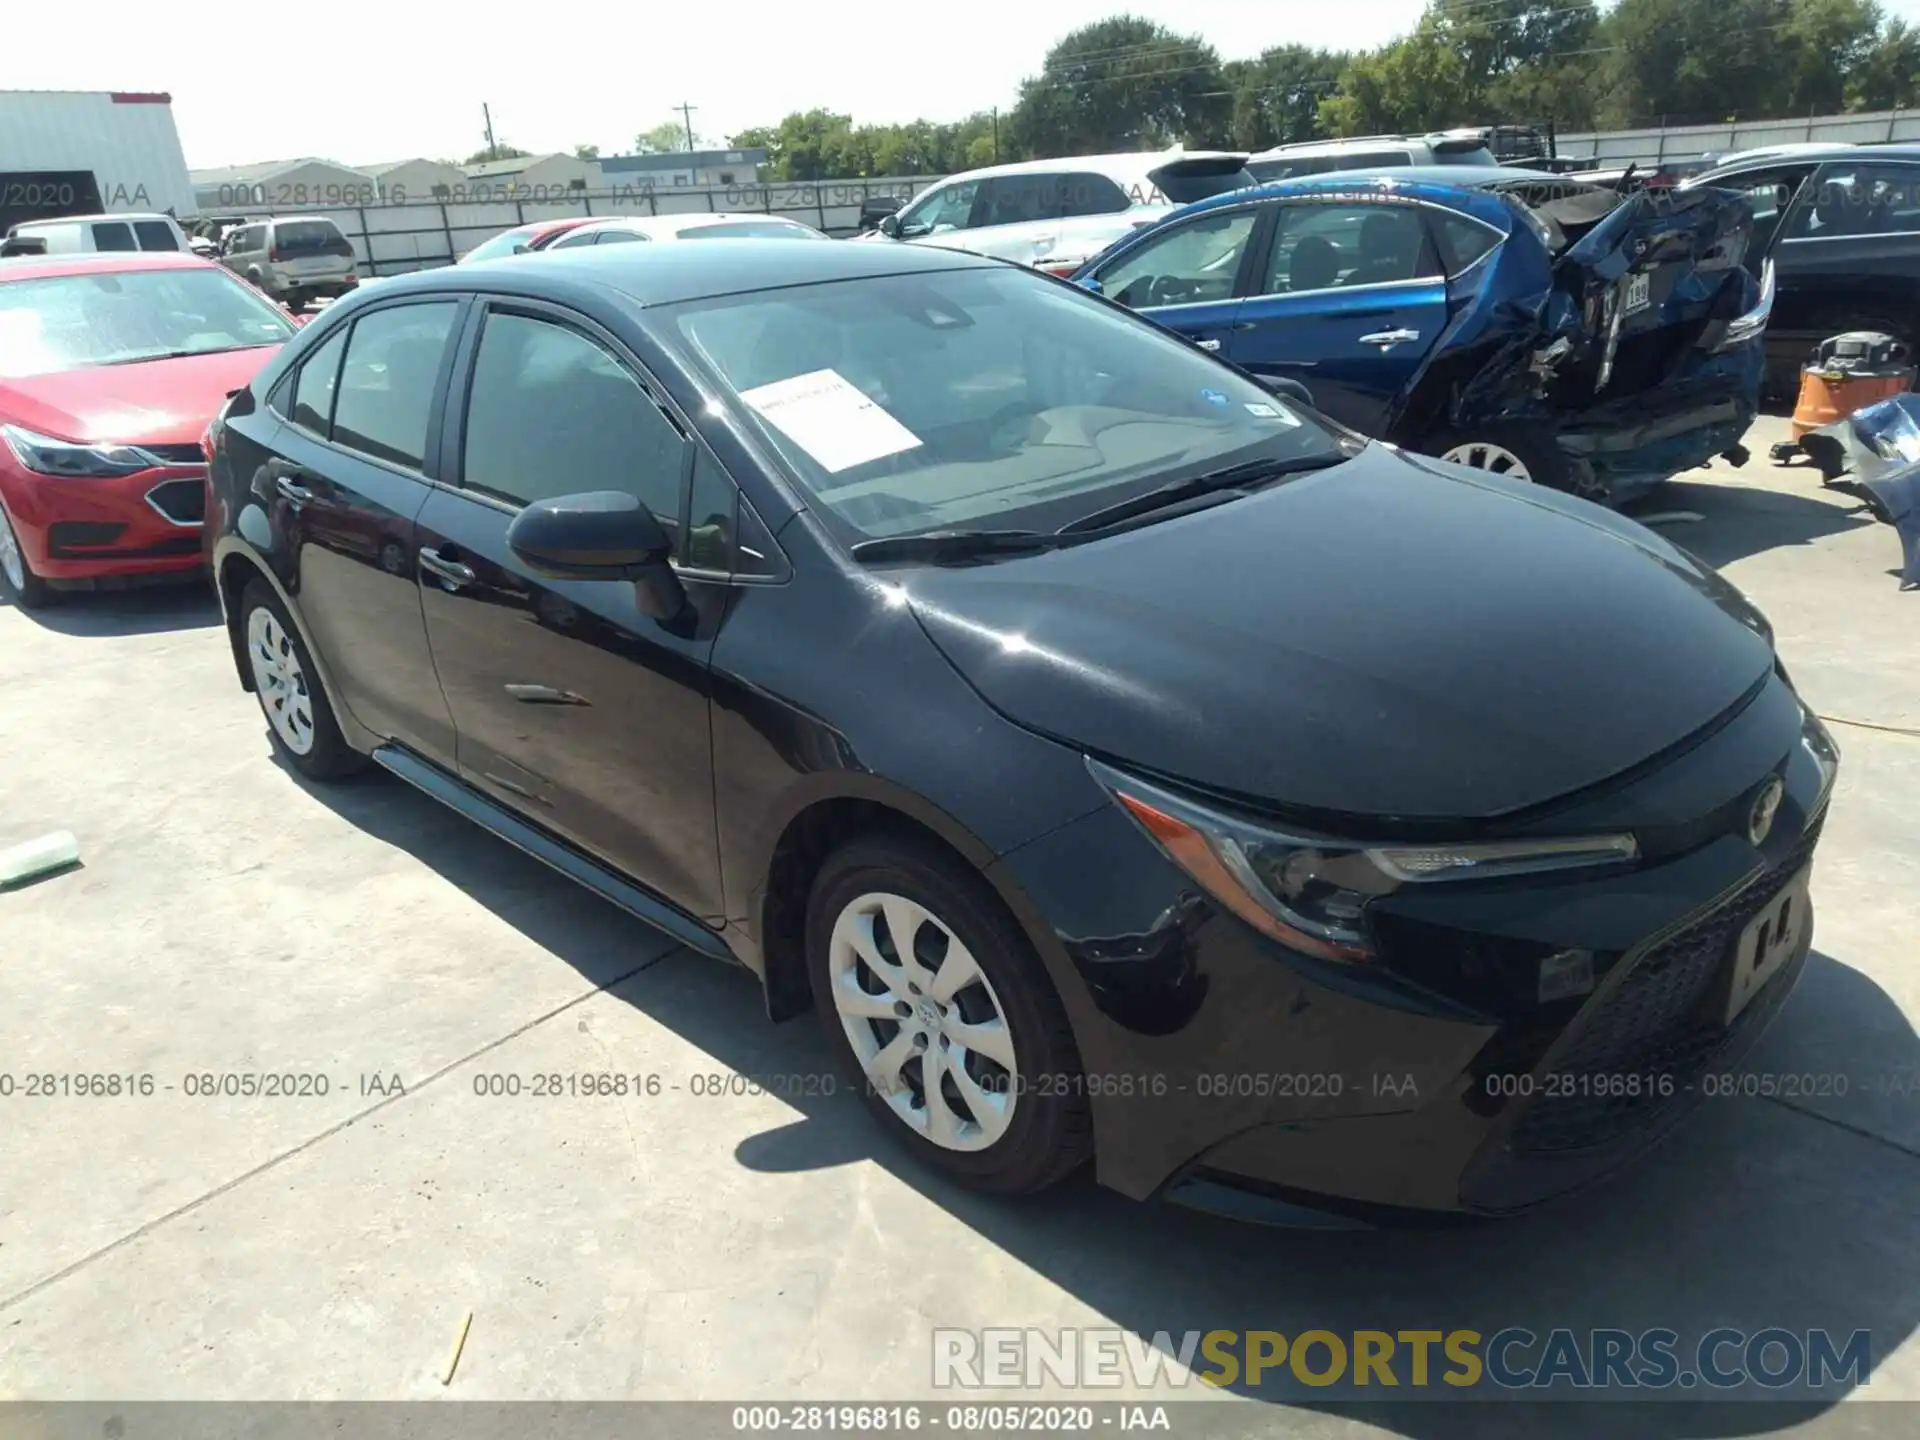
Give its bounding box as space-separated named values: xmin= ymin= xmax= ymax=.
xmin=1168 ymin=173 xmax=1519 ymax=230
xmin=932 ymin=149 xmax=1247 ymax=188
xmin=1303 ymin=164 xmax=1570 ymax=188
xmin=9 ymin=212 xmax=182 ymax=233
xmin=0 ymin=251 xmax=214 ymax=283
xmin=565 ymin=213 xmax=824 ymax=239
xmin=1689 ymin=143 xmax=1920 ymax=181
xmin=392 ymin=233 xmax=997 ymax=307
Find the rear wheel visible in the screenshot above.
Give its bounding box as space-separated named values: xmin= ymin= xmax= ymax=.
xmin=240 ymin=582 xmax=364 ymax=780
xmin=0 ymin=504 xmax=52 ymax=609
xmin=806 ymin=833 xmax=1092 ymax=1195
xmin=1424 ymin=424 xmax=1603 ymax=501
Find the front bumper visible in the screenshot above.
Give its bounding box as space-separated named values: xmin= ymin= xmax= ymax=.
xmin=988 ymin=673 xmax=1832 ymax=1219
xmin=0 ymin=463 xmax=207 ymax=580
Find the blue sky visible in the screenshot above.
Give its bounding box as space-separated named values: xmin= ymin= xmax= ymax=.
xmin=11 ymin=0 xmax=1920 ymax=170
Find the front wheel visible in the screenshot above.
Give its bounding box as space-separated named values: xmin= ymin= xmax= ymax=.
xmin=0 ymin=503 xmax=52 ymax=609
xmin=807 ymin=834 xmax=1092 ymax=1194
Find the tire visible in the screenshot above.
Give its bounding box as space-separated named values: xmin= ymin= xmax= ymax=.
xmin=283 ymin=293 xmax=306 ymax=314
xmin=0 ymin=502 xmax=53 ymax=609
xmin=806 ymin=832 xmax=1092 ymax=1194
xmin=238 ymin=581 xmax=365 ymax=780
xmin=1423 ymin=423 xmax=1590 ymax=496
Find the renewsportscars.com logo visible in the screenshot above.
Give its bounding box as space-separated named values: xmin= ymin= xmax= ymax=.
xmin=932 ymin=1327 xmax=1872 ymax=1393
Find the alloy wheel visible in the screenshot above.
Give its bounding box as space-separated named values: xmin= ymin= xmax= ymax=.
xmin=0 ymin=507 xmax=25 ymax=592
xmin=827 ymin=891 xmax=1018 ymax=1152
xmin=1440 ymin=440 xmax=1534 ymax=483
xmin=246 ymin=607 xmax=317 ymax=756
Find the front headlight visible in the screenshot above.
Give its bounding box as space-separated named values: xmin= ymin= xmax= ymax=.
xmin=1090 ymin=759 xmax=1639 ymax=964
xmin=2 ymin=424 xmax=157 ymax=478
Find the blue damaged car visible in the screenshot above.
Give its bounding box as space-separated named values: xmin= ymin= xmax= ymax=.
xmin=1071 ymin=169 xmax=1774 ymax=506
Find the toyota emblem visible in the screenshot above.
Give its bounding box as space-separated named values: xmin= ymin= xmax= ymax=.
xmin=1747 ymin=775 xmax=1786 ymax=847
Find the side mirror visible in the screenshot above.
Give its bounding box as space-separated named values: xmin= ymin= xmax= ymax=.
xmin=1081 ymin=275 xmax=1103 ymax=295
xmin=877 ymin=213 xmax=902 ymax=239
xmin=511 ymin=242 xmax=530 ymax=255
xmin=507 ymin=491 xmax=674 ymax=580
xmin=1260 ymin=375 xmax=1315 ymax=409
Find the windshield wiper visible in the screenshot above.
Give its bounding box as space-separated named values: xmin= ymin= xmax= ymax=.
xmin=96 ymin=345 xmax=265 ymax=367
xmin=1055 ymin=453 xmax=1347 ymax=536
xmin=849 ymin=529 xmax=1062 ymax=565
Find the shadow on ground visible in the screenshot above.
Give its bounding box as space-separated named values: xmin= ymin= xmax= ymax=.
xmin=1624 ymin=472 xmax=1877 ymax=568
xmin=4 ymin=579 xmax=221 ymax=638
xmin=288 ymin=756 xmax=1920 ymax=1434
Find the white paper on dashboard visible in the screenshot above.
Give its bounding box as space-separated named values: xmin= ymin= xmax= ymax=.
xmin=738 ymin=368 xmax=923 ymax=473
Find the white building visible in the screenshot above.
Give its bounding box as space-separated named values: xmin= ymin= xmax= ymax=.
xmin=0 ymin=89 xmax=197 ymax=228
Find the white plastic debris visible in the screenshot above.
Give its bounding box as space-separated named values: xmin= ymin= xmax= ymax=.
xmin=0 ymin=831 xmax=80 ymax=889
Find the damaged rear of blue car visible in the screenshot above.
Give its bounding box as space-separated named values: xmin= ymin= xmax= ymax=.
xmin=1071 ymin=173 xmax=1771 ymax=506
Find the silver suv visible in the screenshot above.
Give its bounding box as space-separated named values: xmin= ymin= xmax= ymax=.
xmin=220 ymin=216 xmax=358 ymax=311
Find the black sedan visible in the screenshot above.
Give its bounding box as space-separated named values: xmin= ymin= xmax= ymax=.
xmin=204 ymin=239 xmax=1838 ymax=1219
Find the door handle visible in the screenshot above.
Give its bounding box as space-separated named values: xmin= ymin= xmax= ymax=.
xmin=504 ymin=684 xmax=591 ymax=707
xmin=275 ymin=475 xmax=313 ymax=505
xmin=1358 ymin=328 xmax=1420 ymax=347
xmin=1194 ymin=338 xmax=1222 ymax=352
xmin=418 ymin=547 xmax=476 ymax=589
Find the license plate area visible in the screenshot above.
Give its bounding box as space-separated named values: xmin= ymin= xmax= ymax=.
xmin=1723 ymin=865 xmax=1810 ymax=1025
xmin=1623 ymin=271 xmax=1651 ymax=315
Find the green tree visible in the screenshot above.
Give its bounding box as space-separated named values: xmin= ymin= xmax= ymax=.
xmin=462 ymin=143 xmax=531 ymax=165
xmin=1007 ymin=16 xmax=1230 ymax=157
xmin=1776 ymin=0 xmax=1884 ymax=115
xmin=1225 ymin=46 xmax=1349 ymax=149
xmin=1319 ymin=16 xmax=1472 ymax=135
xmin=1852 ymin=16 xmax=1920 ymax=107
xmin=634 ymin=120 xmax=692 ymax=154
xmin=1600 ymin=0 xmax=1793 ymax=125
xmin=573 ymin=143 xmax=601 ymax=160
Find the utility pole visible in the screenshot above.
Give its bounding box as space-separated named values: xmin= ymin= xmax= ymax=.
xmin=675 ymin=102 xmax=698 ymax=153
xmin=991 ymin=107 xmax=1000 ymax=163
xmin=482 ymin=103 xmax=496 ymax=160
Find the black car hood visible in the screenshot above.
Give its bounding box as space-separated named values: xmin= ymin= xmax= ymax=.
xmin=902 ymin=446 xmax=1773 ymax=823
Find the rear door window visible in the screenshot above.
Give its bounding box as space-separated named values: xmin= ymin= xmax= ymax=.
xmin=1259 ymin=203 xmax=1440 ymax=295
xmin=132 ymin=220 xmax=180 ymax=251
xmin=330 ymin=302 xmax=460 ymax=470
xmin=550 ymin=227 xmax=605 ymax=250
xmin=89 ymin=222 xmax=136 ymax=252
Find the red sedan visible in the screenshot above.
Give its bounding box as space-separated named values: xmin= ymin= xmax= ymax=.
xmin=0 ymin=251 xmax=295 ymax=608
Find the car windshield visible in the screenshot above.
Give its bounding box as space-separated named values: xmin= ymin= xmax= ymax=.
xmin=462 ymin=228 xmax=541 ymax=264
xmin=668 ymin=265 xmax=1342 ymax=542
xmin=0 ymin=267 xmax=296 ymax=377
xmin=679 ymin=220 xmax=823 ymax=240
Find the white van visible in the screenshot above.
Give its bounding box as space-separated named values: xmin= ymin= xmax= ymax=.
xmin=1 ymin=212 xmax=190 ymax=257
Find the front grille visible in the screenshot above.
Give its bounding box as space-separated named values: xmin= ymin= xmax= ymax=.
xmin=48 ymin=521 xmax=128 ymax=556
xmin=146 ymin=478 xmax=206 ymax=525
xmin=1507 ymin=814 xmax=1824 ymax=1156
xmin=141 ymin=443 xmax=208 ymax=467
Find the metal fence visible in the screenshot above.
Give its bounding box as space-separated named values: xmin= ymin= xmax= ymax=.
xmin=295 ymin=175 xmax=942 ymax=277
xmin=1558 ymin=108 xmax=1920 ymax=168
